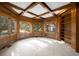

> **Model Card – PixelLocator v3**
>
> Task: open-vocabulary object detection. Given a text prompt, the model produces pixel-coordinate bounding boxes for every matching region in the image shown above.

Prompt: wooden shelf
[60,33,71,36]
[60,13,71,44]
[60,36,71,40]
[60,31,71,33]
[61,22,71,24]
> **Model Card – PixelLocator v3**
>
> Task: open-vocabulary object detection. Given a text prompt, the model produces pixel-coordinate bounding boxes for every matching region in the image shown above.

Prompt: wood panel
[43,16,59,39]
[60,12,71,44]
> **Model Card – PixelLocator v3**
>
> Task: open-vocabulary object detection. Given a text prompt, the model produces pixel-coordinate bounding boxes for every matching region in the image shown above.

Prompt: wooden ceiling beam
[39,2,57,16]
[58,8,71,16]
[0,3,18,16]
[2,2,71,19]
[38,12,49,16]
[51,3,71,12]
[19,2,38,15]
[32,17,45,19]
[27,11,39,17]
[5,2,24,10]
[40,2,52,12]
[0,4,19,19]
[27,11,45,19]
[38,2,72,17]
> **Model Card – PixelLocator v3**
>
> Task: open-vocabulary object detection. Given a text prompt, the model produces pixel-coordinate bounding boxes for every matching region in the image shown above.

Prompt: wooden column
[75,3,79,52]
[16,19,20,40]
[71,3,76,50]
[8,18,12,34]
[55,16,61,40]
[71,3,79,52]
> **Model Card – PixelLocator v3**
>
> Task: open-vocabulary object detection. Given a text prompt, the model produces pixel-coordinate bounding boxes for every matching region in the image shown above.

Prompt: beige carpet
[0,37,79,56]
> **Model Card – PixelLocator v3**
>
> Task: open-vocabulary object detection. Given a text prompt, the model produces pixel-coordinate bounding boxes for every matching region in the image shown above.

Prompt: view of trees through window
[0,16,16,35]
[33,23,42,32]
[49,24,56,32]
[20,21,32,33]
[0,16,56,36]
[45,23,56,32]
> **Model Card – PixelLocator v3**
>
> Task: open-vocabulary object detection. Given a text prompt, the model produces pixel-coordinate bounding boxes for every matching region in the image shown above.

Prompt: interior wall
[60,11,71,44]
[0,15,59,50]
[59,3,79,52]
[43,17,60,40]
[76,3,79,52]
[17,20,33,39]
[71,3,79,52]
[32,19,44,37]
[0,34,17,49]
[0,11,18,49]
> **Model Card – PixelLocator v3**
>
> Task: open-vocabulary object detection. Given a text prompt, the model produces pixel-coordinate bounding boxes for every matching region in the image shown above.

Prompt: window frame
[0,16,16,36]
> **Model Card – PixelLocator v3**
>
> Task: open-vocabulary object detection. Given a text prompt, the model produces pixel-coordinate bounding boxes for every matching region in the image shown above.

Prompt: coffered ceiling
[1,2,70,19]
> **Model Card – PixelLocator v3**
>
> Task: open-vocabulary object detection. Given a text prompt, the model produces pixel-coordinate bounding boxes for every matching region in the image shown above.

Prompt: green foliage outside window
[33,23,42,32]
[0,16,16,35]
[45,23,56,32]
[20,21,32,33]
[49,24,56,32]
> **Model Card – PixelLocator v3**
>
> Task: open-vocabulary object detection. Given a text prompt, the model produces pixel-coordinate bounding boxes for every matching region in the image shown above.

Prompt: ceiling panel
[12,7,22,14]
[10,2,32,9]
[28,4,49,15]
[22,12,35,18]
[45,2,70,10]
[41,13,53,18]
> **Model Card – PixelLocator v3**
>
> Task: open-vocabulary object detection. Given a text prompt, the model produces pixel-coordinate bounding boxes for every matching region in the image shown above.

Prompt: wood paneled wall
[0,34,17,49]
[71,3,79,52]
[59,3,79,52]
[43,17,60,40]
[60,13,71,44]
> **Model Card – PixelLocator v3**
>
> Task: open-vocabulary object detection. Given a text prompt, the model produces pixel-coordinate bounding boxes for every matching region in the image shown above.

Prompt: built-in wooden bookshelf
[60,13,71,44]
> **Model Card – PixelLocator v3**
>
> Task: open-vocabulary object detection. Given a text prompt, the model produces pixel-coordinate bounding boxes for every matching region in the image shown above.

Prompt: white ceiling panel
[41,13,53,18]
[45,2,70,10]
[28,4,49,15]
[12,7,22,14]
[22,12,35,18]
[10,2,32,9]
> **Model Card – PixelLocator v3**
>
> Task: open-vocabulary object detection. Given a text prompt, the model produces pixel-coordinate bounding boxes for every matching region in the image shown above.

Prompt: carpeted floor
[0,37,79,56]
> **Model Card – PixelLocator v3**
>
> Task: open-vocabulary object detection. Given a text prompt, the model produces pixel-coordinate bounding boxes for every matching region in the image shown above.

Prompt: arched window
[45,23,56,32]
[49,24,56,32]
[0,16,16,35]
[20,21,32,33]
[33,23,42,32]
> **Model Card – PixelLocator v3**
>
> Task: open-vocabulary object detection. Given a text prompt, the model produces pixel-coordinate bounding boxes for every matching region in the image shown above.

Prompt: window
[33,23,42,32]
[0,16,9,35]
[0,16,16,35]
[45,23,56,32]
[20,21,32,33]
[49,24,56,32]
[9,20,16,33]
